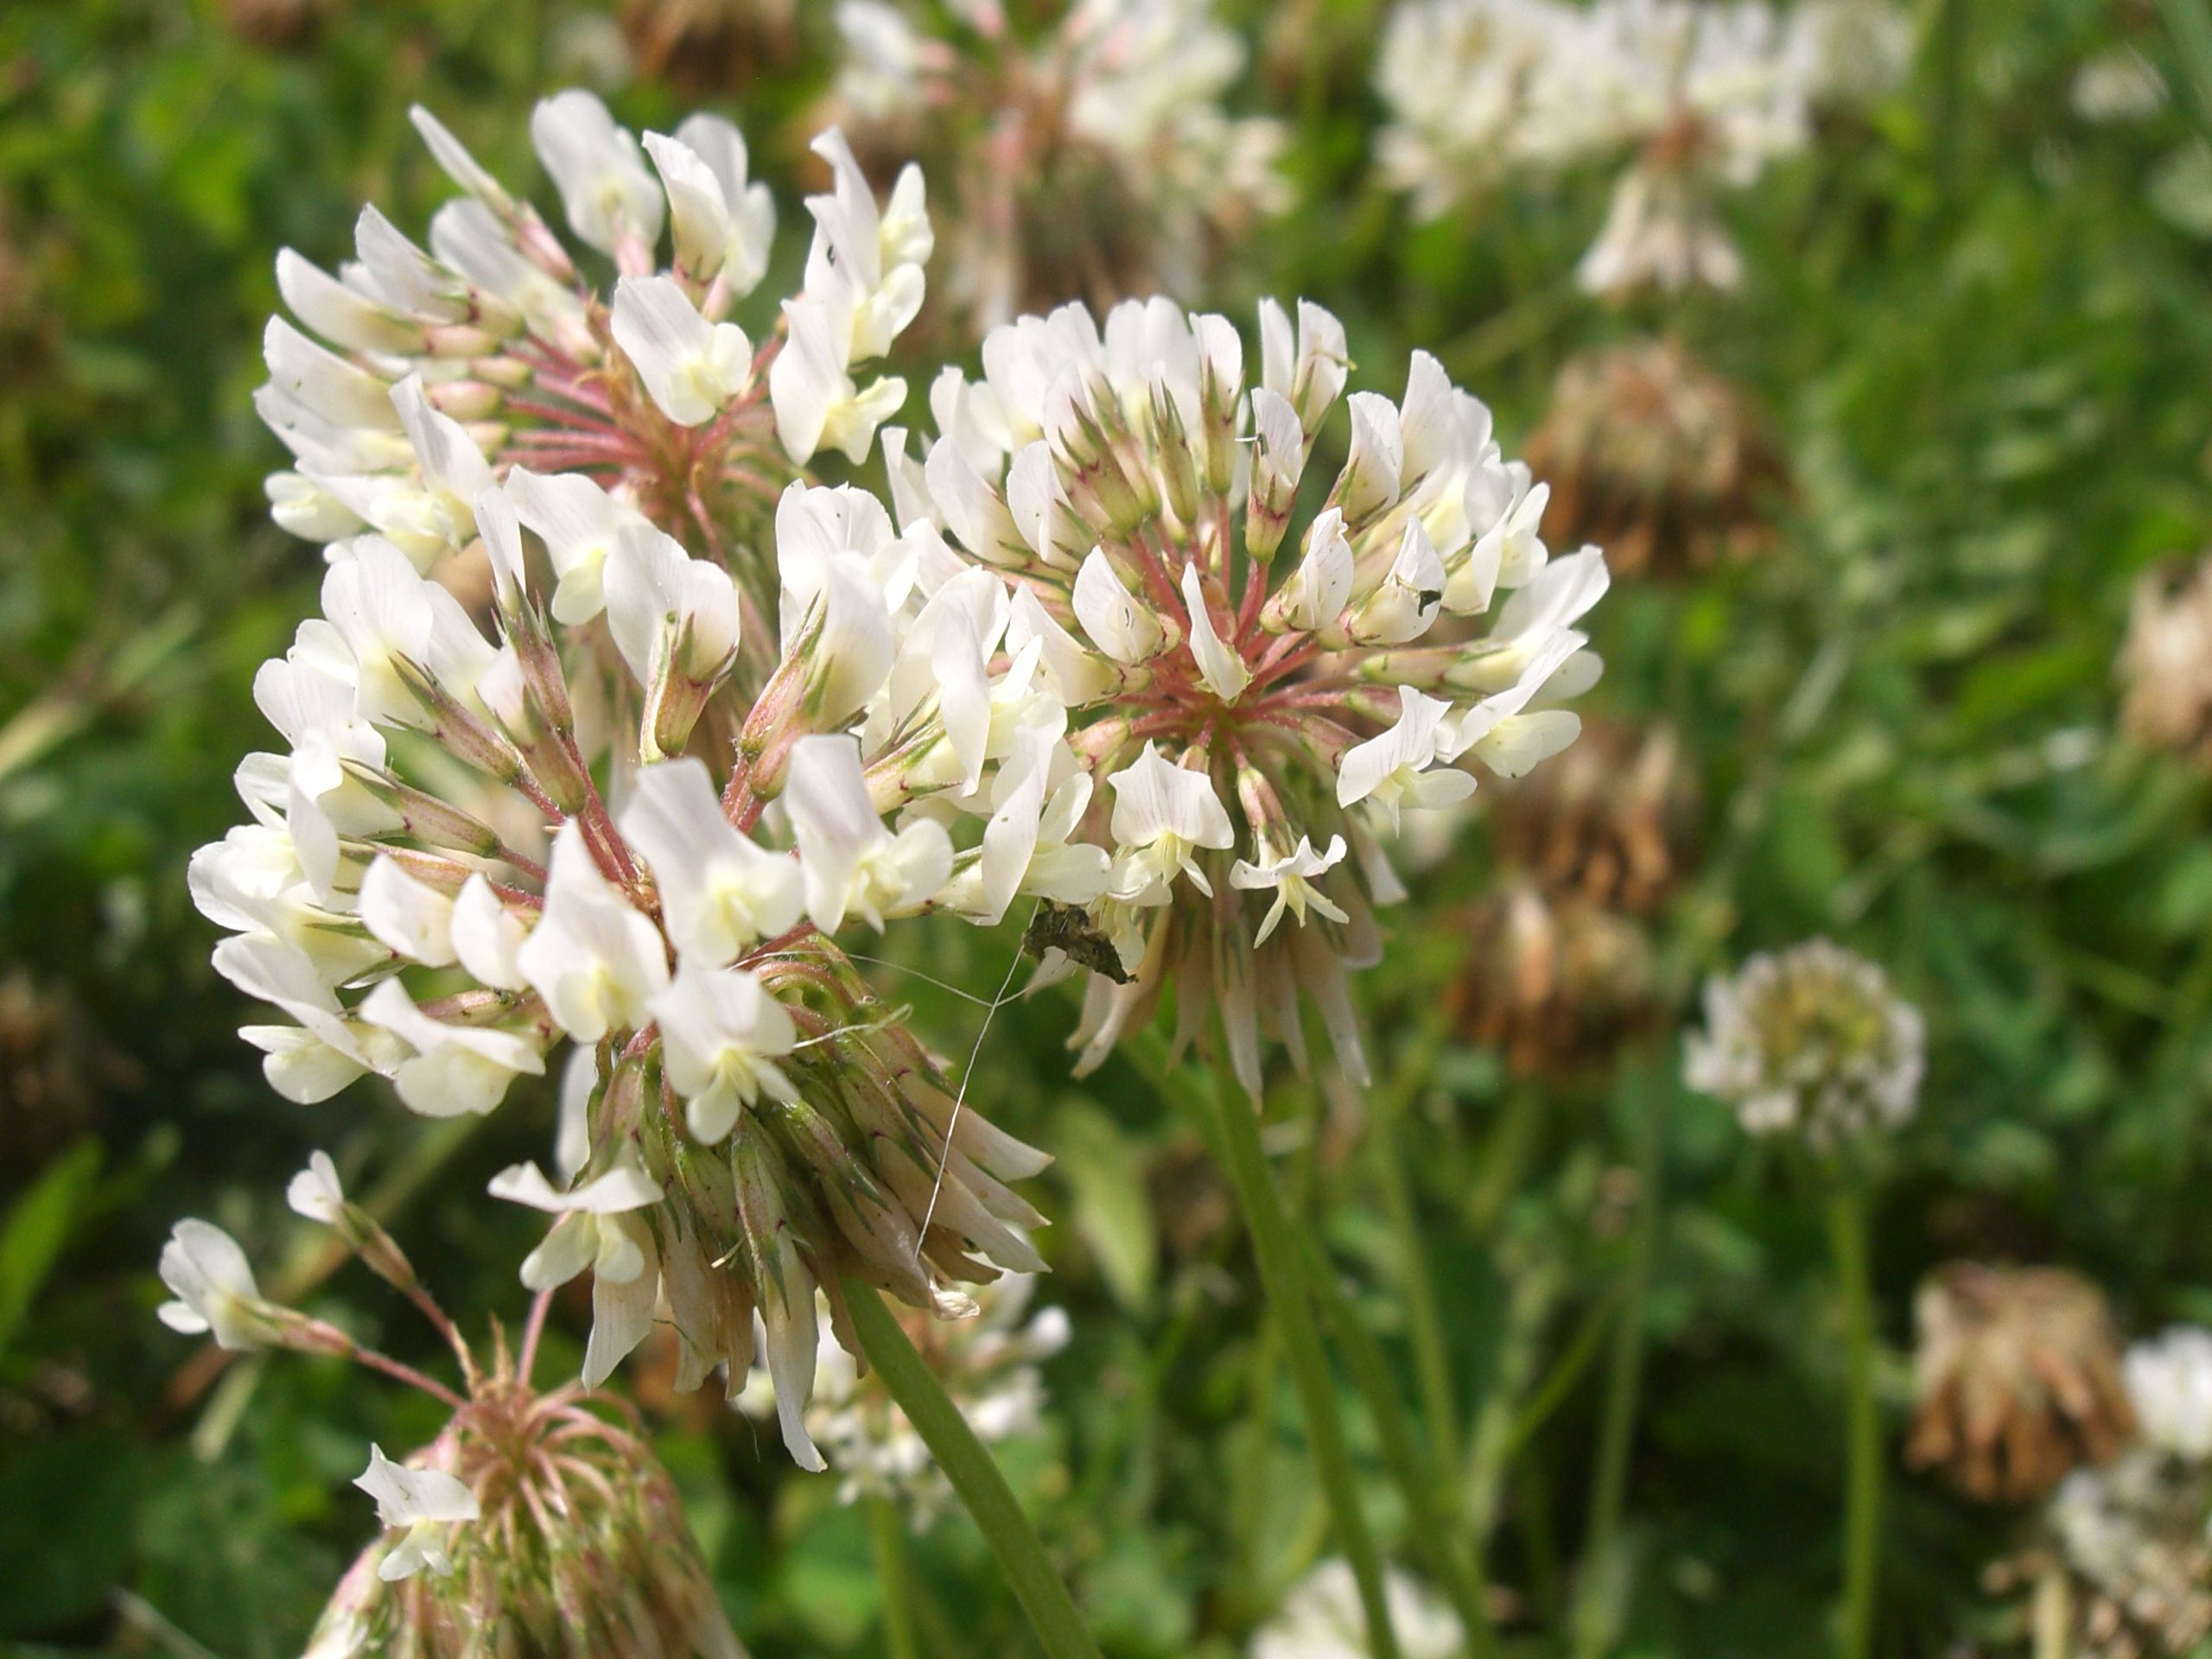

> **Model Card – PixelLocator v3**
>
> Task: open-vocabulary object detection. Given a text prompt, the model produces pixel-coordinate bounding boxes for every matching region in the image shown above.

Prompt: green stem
[1827,1179,1882,1659]
[869,1497,924,1659]
[1575,1083,1664,1659]
[1366,1031,1465,1486]
[842,1284,1101,1659]
[1300,1230,1497,1656]
[1205,1052,1403,1659]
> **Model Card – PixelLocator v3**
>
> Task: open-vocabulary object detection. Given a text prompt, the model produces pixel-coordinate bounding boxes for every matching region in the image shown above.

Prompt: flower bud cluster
[261,87,928,616]
[1683,938,1925,1147]
[1375,0,1910,296]
[888,293,1609,1094]
[829,0,1288,331]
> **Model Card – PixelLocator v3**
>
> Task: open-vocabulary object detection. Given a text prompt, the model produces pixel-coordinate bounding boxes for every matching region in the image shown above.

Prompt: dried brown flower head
[1446,881,1660,1078]
[1483,721,1697,915]
[620,0,798,96]
[1907,1262,2135,1503]
[1523,338,1787,579]
[2118,556,2212,763]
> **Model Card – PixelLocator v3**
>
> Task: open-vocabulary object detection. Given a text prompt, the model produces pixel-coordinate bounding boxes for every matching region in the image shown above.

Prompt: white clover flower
[2125,1327,2212,1464]
[1251,1558,1465,1659]
[885,294,1610,1092]
[259,87,925,627]
[156,1219,277,1351]
[355,1445,481,1582]
[825,0,1288,333]
[1376,0,1911,297]
[1683,938,1925,1147]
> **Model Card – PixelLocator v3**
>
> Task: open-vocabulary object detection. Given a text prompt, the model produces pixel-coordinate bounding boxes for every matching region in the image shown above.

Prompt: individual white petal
[359,855,457,966]
[612,275,752,428]
[1073,548,1164,664]
[488,1159,664,1214]
[530,89,664,257]
[1179,564,1249,702]
[286,1150,346,1224]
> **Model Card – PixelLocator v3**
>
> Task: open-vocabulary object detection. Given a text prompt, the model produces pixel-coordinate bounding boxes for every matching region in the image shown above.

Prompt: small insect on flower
[890,292,1609,1095]
[822,0,1290,334]
[1683,938,1925,1148]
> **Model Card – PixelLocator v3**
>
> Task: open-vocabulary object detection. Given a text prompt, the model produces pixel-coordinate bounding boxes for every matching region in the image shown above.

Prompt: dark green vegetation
[3,1,2210,1654]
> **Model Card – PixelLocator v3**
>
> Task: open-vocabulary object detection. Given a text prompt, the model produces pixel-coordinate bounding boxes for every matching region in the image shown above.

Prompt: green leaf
[0,1429,141,1636]
[1053,1100,1159,1314]
[0,1136,100,1361]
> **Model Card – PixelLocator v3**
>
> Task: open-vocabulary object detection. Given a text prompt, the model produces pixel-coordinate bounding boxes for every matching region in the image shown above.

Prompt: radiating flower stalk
[1685,938,1925,1659]
[1374,0,1911,298]
[160,1161,744,1658]
[827,0,1289,333]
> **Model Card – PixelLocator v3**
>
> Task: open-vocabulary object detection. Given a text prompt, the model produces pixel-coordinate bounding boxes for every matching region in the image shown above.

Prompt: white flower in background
[893,294,1608,1095]
[1683,938,1925,1147]
[2125,1327,2212,1463]
[1251,1558,1465,1659]
[741,1274,1070,1526]
[2042,1449,2212,1656]
[823,0,1289,332]
[156,1219,277,1351]
[257,86,925,622]
[355,1445,481,1582]
[2070,44,2168,124]
[1375,0,1912,297]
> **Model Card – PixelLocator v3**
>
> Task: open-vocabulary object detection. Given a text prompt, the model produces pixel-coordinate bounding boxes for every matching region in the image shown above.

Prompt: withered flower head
[1906,1262,2135,1503]
[2118,555,2212,764]
[1446,881,1659,1079]
[1481,720,1697,914]
[620,0,799,95]
[1522,339,1787,581]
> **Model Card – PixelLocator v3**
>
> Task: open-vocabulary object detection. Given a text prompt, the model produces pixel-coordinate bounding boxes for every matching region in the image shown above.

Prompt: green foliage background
[3,0,2211,1654]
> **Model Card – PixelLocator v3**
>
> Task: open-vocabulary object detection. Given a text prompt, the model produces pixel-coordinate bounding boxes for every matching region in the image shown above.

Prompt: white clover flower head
[1251,1557,1465,1659]
[893,293,1607,1094]
[2124,1326,2212,1465]
[1683,938,1925,1148]
[356,1444,481,1582]
[826,0,1288,332]
[1375,0,1910,298]
[156,1219,277,1351]
[259,88,928,626]
[208,429,1065,1456]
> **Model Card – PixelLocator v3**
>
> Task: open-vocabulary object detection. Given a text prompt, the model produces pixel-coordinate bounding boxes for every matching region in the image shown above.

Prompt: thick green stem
[842,1283,1101,1659]
[1206,1052,1403,1659]
[869,1497,924,1659]
[1827,1179,1882,1659]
